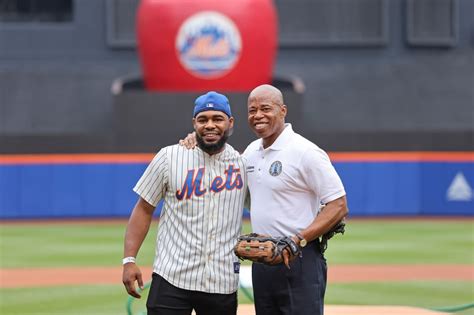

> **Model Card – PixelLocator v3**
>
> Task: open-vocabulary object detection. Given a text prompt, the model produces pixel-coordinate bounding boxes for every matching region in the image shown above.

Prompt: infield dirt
[2,264,471,315]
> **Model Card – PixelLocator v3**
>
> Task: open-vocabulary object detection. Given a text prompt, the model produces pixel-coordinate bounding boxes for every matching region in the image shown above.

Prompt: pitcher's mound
[237,304,447,315]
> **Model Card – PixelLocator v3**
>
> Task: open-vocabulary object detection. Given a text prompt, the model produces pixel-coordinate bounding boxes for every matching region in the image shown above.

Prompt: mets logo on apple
[176,11,242,79]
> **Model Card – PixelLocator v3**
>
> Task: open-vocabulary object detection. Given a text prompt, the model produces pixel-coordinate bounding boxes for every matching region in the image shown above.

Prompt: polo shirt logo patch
[269,161,282,176]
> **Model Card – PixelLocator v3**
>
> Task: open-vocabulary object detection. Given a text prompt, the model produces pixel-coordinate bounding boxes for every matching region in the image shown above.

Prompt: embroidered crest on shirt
[269,161,282,176]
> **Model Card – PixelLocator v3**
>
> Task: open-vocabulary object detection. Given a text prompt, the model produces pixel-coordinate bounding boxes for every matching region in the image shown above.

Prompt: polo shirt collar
[259,123,294,151]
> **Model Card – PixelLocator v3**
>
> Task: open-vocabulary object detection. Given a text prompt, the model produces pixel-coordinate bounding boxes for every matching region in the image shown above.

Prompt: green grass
[326,281,474,309]
[0,223,157,268]
[1,219,472,268]
[0,285,125,315]
[0,284,254,315]
[1,282,471,315]
[0,219,473,314]
[325,220,474,264]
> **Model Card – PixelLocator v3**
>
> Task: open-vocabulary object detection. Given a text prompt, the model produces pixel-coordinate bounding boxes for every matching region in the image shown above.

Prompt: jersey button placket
[202,155,211,291]
[257,152,264,183]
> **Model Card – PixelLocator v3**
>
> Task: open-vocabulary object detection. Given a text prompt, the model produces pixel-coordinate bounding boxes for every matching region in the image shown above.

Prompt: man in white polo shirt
[244,84,348,315]
[179,85,348,314]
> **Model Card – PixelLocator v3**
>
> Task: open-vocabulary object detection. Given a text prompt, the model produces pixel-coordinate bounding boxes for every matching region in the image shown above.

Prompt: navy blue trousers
[252,240,327,315]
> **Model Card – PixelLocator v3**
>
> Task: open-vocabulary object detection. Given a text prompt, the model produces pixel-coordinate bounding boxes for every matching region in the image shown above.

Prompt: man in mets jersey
[122,91,248,315]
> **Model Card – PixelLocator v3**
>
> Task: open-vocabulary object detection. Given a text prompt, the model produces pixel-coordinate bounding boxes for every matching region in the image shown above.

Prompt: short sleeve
[133,149,169,207]
[301,148,346,204]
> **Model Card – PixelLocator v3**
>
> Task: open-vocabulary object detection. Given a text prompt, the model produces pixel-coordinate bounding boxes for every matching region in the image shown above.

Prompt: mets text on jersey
[176,165,243,200]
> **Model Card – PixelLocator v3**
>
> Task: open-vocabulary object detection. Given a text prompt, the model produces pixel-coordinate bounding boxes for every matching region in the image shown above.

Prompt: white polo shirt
[243,124,346,236]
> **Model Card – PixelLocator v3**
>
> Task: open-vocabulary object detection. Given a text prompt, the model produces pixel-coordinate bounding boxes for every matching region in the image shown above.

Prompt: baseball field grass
[0,218,473,315]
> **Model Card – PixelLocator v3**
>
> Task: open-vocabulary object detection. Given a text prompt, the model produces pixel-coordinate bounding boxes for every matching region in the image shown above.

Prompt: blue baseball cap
[193,91,232,118]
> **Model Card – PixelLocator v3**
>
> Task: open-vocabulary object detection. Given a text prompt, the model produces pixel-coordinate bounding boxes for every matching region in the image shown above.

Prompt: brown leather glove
[320,219,346,253]
[234,233,301,268]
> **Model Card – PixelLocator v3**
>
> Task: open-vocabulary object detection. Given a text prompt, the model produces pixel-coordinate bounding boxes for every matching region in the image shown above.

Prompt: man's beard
[196,130,230,155]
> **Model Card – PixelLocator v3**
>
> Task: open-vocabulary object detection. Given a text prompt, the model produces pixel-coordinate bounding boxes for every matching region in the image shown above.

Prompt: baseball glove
[319,219,346,253]
[234,233,301,267]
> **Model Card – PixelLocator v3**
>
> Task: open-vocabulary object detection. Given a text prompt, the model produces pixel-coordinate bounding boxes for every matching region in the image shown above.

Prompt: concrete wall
[0,0,472,153]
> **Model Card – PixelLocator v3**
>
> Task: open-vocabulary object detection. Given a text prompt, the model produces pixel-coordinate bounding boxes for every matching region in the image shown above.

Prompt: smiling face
[247,85,287,148]
[193,110,234,155]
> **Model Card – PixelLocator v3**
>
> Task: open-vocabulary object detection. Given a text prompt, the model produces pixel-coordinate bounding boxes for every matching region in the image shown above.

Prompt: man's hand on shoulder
[179,131,197,149]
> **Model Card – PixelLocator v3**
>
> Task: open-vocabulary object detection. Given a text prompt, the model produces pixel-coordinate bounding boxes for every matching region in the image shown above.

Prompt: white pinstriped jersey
[134,143,247,294]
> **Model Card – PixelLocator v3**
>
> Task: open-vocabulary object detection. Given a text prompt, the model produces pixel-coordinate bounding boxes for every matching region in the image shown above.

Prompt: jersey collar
[259,123,294,151]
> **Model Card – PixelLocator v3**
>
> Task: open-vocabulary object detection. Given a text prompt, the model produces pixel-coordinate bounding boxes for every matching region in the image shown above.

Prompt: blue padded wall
[0,160,472,219]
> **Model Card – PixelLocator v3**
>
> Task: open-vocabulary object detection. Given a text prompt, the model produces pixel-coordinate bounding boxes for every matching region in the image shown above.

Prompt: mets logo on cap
[176,11,242,79]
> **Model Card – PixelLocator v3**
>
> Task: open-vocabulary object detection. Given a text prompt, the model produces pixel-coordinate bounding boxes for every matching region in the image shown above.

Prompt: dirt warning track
[2,264,471,315]
[1,264,472,288]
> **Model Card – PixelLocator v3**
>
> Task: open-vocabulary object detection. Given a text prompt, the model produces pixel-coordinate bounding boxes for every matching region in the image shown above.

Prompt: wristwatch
[295,233,307,248]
